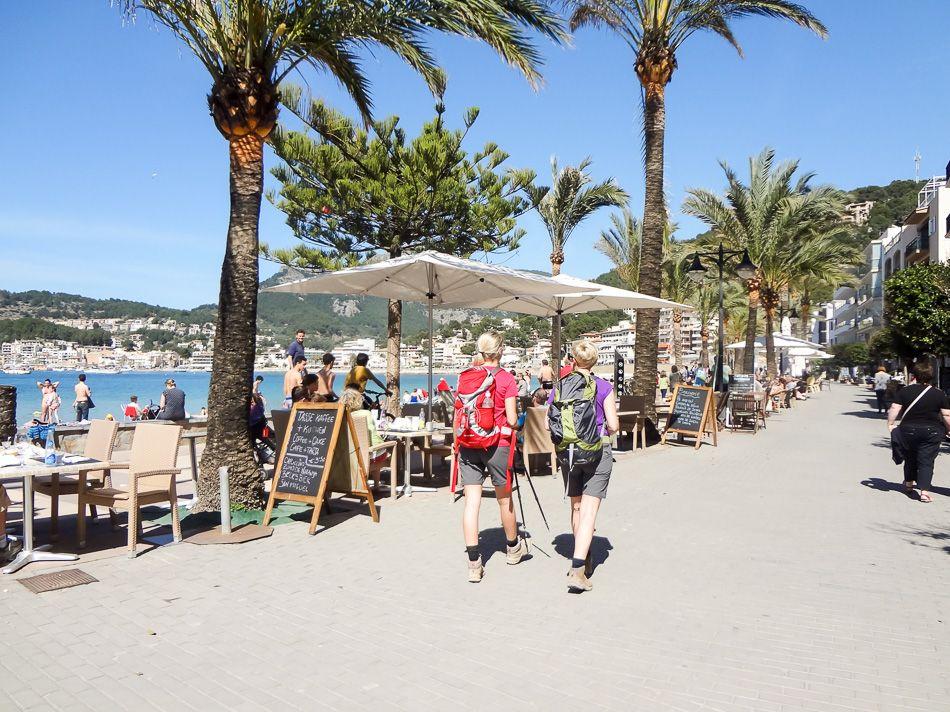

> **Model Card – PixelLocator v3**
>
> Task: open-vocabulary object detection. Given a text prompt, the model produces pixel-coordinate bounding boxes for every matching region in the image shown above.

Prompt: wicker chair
[77,423,183,558]
[350,411,398,495]
[520,406,557,476]
[33,419,118,540]
[729,395,759,433]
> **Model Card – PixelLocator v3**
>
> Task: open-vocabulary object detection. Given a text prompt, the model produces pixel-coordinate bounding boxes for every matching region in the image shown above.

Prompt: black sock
[466,546,480,562]
[506,538,518,548]
[571,557,585,569]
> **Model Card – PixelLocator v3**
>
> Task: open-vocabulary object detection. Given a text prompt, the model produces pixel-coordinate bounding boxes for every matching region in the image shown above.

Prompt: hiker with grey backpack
[547,341,619,593]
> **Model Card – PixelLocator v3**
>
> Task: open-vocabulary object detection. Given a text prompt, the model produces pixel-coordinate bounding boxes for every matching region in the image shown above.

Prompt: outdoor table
[1,454,112,574]
[376,426,451,497]
[614,410,642,450]
[180,428,206,481]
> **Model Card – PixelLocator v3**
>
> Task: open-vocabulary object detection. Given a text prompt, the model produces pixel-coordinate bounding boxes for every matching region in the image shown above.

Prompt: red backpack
[453,366,501,449]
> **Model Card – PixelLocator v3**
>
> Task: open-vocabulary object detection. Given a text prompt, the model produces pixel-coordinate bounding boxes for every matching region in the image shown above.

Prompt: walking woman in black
[887,362,950,502]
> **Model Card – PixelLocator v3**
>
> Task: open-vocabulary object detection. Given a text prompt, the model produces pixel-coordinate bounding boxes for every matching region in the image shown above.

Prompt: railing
[905,235,929,258]
[918,176,945,209]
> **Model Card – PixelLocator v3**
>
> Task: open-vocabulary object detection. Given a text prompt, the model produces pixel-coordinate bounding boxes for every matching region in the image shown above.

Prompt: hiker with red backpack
[547,340,619,593]
[453,331,527,582]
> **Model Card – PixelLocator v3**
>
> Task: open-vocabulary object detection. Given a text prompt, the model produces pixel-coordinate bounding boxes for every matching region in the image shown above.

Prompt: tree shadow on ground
[551,533,613,577]
[860,477,950,499]
[881,525,950,555]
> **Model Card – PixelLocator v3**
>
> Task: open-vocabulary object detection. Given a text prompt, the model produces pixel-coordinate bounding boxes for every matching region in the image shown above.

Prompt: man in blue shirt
[285,329,306,371]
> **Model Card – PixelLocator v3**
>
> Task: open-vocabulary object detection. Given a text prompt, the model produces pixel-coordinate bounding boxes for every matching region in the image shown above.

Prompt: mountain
[845,179,925,247]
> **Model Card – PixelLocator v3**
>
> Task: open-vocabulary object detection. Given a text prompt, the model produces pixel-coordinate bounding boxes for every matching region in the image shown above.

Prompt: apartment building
[842,200,874,226]
[883,170,950,279]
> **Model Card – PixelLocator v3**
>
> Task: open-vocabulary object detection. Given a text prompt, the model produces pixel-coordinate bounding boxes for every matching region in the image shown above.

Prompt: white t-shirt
[873,372,890,390]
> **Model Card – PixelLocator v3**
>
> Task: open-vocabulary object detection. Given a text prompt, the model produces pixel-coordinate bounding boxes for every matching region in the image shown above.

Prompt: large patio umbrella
[460,273,687,384]
[724,333,825,350]
[263,251,596,422]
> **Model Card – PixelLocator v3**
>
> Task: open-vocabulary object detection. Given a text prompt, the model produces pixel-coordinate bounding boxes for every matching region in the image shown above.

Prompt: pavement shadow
[884,525,950,555]
[551,533,613,577]
[842,411,888,420]
[479,526,533,566]
[860,477,950,499]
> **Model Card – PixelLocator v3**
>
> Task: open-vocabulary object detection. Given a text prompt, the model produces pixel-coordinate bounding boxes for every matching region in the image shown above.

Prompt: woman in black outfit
[887,362,950,503]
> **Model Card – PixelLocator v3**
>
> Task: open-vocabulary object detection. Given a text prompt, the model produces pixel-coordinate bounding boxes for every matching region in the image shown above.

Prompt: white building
[883,172,950,280]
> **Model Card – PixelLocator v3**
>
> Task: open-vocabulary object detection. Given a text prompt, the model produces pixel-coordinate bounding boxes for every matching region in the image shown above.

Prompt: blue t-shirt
[286,340,305,362]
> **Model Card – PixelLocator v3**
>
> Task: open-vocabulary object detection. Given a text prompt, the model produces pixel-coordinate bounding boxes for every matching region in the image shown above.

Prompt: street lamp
[687,244,758,393]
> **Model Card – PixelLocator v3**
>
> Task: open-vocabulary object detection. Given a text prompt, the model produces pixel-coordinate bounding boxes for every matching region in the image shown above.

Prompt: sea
[3,370,461,425]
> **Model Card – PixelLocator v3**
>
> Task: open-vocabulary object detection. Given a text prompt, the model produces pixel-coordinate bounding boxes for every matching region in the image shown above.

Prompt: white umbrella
[725,333,825,350]
[460,273,688,382]
[263,251,595,420]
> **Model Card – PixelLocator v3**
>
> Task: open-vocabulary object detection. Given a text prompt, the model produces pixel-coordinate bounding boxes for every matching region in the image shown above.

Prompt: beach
[2,370,459,425]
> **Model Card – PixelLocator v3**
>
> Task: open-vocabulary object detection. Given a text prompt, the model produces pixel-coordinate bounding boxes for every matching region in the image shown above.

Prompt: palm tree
[659,227,694,367]
[527,158,627,366]
[683,148,840,375]
[569,0,826,415]
[596,208,642,291]
[117,0,567,510]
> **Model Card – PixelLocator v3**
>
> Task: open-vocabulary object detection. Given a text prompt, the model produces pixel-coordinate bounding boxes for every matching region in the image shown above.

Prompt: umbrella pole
[427,292,434,426]
[552,308,564,386]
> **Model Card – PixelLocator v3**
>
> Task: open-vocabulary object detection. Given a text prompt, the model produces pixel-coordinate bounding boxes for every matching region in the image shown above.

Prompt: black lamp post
[687,243,757,392]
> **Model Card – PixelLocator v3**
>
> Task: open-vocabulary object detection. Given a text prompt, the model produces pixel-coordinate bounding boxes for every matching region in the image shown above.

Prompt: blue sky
[2,2,949,309]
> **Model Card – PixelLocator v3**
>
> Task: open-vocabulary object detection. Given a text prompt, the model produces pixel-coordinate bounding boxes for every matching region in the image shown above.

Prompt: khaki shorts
[0,485,10,512]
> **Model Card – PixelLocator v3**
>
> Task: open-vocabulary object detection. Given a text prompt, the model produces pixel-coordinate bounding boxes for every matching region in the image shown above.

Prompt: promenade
[2,385,949,711]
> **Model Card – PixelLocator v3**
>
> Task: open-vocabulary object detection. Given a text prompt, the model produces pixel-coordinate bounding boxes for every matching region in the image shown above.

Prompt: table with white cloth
[1,453,112,574]
[376,426,452,497]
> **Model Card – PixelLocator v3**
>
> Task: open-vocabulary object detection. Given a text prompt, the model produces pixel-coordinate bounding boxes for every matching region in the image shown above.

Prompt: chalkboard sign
[263,403,378,535]
[730,374,755,395]
[662,385,718,450]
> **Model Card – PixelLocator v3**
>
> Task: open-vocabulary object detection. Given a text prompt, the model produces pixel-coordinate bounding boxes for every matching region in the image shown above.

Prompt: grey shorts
[559,443,613,499]
[458,445,512,488]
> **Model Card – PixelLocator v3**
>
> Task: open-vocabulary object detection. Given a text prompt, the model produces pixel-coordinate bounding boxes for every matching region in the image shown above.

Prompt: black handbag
[890,386,930,465]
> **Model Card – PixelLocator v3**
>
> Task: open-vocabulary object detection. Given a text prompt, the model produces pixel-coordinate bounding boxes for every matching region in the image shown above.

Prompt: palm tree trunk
[550,256,562,377]
[386,298,402,416]
[764,309,777,378]
[632,86,666,420]
[671,309,683,367]
[742,279,760,373]
[800,297,811,341]
[196,134,264,511]
[699,326,710,368]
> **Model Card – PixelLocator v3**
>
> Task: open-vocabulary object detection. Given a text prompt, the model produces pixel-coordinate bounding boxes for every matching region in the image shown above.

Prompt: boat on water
[1,366,32,375]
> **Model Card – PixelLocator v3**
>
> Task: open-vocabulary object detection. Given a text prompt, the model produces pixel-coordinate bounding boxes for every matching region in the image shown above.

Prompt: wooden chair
[420,400,455,478]
[618,395,647,451]
[77,423,183,558]
[33,419,118,541]
[521,406,557,476]
[350,411,398,495]
[729,395,759,433]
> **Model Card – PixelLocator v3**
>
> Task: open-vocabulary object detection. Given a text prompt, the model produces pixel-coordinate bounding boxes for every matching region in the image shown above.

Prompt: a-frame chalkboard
[263,402,379,535]
[661,385,718,450]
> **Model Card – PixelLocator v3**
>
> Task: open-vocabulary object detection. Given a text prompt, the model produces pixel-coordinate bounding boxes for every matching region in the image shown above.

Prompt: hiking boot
[584,550,593,577]
[566,567,593,592]
[0,538,23,566]
[468,557,484,583]
[506,539,527,565]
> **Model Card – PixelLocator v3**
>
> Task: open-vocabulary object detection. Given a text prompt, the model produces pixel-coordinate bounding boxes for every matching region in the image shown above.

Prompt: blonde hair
[476,331,504,361]
[572,340,599,369]
[339,389,365,411]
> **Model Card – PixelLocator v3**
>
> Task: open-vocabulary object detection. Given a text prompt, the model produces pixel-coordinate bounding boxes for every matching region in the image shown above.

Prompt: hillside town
[1,307,708,374]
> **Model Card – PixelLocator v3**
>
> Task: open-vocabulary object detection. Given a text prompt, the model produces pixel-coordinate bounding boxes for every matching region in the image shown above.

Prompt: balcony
[905,235,930,265]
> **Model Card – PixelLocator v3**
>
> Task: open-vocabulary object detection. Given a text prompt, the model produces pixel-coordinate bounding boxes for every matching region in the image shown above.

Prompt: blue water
[2,370,458,426]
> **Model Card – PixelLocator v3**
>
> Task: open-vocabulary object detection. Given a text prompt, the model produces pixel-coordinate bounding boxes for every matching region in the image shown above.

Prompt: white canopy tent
[725,334,831,375]
[263,251,597,421]
[460,273,688,385]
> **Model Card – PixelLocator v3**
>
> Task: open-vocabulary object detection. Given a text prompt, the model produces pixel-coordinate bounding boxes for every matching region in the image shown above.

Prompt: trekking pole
[521,468,550,531]
[512,470,531,549]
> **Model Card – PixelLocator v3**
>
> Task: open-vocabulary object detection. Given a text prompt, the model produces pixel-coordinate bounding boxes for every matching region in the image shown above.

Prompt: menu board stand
[661,385,718,450]
[263,402,378,535]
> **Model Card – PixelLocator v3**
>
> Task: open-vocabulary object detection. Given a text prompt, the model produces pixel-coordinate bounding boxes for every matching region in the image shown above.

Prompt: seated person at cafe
[290,374,325,404]
[0,485,22,565]
[339,388,386,460]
